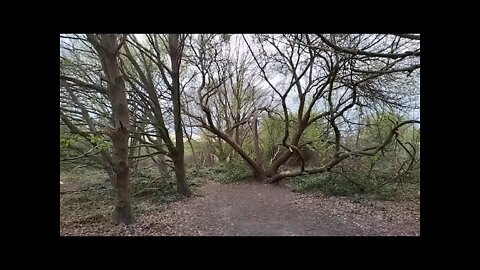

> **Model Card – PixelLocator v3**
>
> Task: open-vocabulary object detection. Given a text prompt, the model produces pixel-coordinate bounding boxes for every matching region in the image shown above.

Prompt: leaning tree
[121,34,192,196]
[186,34,420,183]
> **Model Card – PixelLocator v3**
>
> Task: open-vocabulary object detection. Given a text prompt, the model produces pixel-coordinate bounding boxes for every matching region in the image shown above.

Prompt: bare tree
[60,33,420,205]
[60,35,116,179]
[183,34,274,167]
[122,34,192,196]
[186,34,420,183]
[86,34,134,224]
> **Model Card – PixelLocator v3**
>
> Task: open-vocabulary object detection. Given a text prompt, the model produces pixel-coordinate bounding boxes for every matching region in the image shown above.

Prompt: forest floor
[60,174,420,236]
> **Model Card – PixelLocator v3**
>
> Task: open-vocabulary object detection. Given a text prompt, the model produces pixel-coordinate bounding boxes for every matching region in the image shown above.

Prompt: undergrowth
[286,170,419,201]
[60,166,207,217]
[205,159,251,184]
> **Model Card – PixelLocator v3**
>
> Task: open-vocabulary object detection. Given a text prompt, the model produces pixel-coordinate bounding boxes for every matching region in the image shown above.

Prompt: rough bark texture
[215,131,267,182]
[169,34,192,196]
[88,34,134,225]
[268,131,303,176]
[172,154,190,195]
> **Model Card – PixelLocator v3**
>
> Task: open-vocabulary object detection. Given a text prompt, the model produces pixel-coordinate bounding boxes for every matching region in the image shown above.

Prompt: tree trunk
[108,62,134,224]
[214,130,267,181]
[172,154,191,196]
[169,34,192,196]
[252,168,268,182]
[267,129,303,175]
[88,34,134,225]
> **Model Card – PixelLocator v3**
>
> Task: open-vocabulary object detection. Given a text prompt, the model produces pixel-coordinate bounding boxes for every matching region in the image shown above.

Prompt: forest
[60,34,420,236]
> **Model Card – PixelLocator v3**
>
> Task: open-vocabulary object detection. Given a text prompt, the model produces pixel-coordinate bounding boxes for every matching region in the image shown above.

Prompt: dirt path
[184,181,349,236]
[60,180,420,236]
[136,180,419,236]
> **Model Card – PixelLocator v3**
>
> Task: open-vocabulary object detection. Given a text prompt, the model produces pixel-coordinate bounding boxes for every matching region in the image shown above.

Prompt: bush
[289,173,363,197]
[130,167,186,204]
[60,167,108,186]
[61,166,202,213]
[288,166,419,201]
[207,159,251,184]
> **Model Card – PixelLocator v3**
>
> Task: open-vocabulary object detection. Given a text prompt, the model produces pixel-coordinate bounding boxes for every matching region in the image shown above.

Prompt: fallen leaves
[61,180,419,236]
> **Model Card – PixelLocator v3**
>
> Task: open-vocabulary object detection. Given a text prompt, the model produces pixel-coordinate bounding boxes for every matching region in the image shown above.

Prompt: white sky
[62,34,420,136]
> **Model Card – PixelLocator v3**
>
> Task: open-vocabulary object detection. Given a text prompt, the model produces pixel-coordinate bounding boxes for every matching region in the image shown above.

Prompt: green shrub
[289,173,364,197]
[129,168,183,203]
[288,168,418,201]
[290,174,326,192]
[206,159,251,183]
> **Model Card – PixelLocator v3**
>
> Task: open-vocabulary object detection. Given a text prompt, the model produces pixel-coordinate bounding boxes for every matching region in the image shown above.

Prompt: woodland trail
[131,180,419,236]
[172,180,354,236]
[60,180,420,236]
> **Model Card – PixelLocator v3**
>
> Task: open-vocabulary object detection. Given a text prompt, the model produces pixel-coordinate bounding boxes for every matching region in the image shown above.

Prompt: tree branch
[317,34,420,59]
